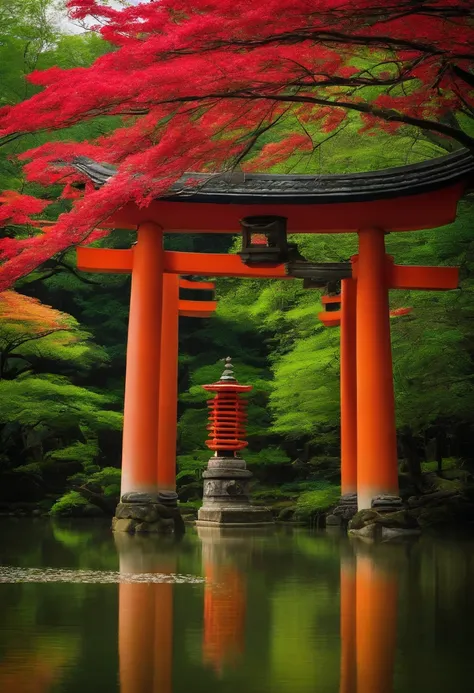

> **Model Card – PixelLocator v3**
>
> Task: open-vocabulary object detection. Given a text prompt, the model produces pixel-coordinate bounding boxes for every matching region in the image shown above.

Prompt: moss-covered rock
[373,510,419,529]
[349,509,380,530]
[348,523,379,539]
[415,505,455,528]
[277,505,296,521]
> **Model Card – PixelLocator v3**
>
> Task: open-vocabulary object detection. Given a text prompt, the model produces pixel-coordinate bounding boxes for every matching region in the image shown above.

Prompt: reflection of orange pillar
[339,558,356,693]
[355,229,398,510]
[119,558,174,693]
[121,222,164,497]
[157,273,180,492]
[119,584,156,693]
[340,278,357,496]
[203,565,246,674]
[356,555,398,693]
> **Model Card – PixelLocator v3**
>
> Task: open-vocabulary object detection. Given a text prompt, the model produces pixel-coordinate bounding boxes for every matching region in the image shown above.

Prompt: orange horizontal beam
[390,307,413,318]
[77,247,458,290]
[322,295,341,305]
[76,246,289,279]
[178,300,217,314]
[76,246,133,273]
[351,254,459,290]
[179,310,214,318]
[318,310,341,327]
[179,278,215,291]
[318,306,413,328]
[163,251,289,278]
[388,264,459,290]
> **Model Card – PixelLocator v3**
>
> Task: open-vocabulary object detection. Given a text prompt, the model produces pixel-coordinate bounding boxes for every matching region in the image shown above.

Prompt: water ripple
[0,566,205,584]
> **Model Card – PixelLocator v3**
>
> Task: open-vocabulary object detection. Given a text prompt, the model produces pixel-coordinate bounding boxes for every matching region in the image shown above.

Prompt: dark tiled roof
[70,149,474,205]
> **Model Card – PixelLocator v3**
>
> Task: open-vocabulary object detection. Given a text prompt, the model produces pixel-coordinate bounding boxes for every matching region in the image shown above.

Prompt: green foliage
[88,467,121,497]
[245,448,291,467]
[50,490,88,516]
[294,484,341,520]
[421,458,458,473]
[0,376,122,431]
[47,440,98,465]
[176,453,209,481]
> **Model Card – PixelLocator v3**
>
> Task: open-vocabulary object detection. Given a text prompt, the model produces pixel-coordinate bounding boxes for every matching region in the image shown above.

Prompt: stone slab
[197,506,273,525]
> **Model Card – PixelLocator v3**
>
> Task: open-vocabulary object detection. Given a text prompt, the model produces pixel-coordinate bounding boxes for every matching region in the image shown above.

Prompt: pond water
[1,520,474,693]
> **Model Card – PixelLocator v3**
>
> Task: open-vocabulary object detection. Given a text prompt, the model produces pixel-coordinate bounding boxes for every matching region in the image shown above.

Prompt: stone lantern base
[196,456,274,527]
[112,491,185,535]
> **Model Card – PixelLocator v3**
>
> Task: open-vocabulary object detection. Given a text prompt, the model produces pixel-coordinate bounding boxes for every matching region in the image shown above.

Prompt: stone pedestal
[326,492,359,527]
[371,494,403,513]
[112,491,185,535]
[196,456,273,527]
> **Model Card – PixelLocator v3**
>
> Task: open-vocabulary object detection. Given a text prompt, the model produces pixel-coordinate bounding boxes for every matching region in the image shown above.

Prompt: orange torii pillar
[121,223,164,500]
[353,237,458,510]
[158,275,217,494]
[321,247,458,511]
[76,240,217,510]
[319,282,358,502]
[319,290,412,519]
[116,535,175,693]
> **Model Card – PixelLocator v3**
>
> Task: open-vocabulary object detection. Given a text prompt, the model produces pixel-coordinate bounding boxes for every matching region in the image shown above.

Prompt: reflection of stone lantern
[196,358,273,527]
[238,215,289,264]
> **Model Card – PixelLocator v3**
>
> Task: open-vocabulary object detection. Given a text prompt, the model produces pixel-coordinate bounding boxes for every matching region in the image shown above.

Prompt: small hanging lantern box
[238,215,288,265]
[322,295,341,313]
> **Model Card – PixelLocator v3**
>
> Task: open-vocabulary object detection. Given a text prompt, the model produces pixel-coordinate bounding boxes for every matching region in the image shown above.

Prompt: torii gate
[74,149,474,524]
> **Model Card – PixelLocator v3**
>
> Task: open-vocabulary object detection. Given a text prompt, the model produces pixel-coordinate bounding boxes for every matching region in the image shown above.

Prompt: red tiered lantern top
[202,357,252,455]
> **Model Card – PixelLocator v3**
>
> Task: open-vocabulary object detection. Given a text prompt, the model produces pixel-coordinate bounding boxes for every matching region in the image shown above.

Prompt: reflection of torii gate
[75,150,474,517]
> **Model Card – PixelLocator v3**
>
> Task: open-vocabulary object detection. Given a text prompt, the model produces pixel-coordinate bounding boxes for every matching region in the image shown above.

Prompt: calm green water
[1,520,474,693]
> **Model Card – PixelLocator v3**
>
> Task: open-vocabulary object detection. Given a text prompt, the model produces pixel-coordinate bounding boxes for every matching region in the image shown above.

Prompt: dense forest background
[1,0,474,521]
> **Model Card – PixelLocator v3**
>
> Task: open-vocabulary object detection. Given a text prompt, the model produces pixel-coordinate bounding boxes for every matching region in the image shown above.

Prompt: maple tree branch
[167,25,474,61]
[152,90,474,150]
[0,329,71,355]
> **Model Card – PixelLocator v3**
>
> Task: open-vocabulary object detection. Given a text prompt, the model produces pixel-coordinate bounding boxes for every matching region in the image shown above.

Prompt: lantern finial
[219,356,236,382]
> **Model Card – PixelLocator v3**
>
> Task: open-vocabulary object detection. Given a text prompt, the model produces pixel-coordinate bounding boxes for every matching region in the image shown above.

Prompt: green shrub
[421,457,459,473]
[294,484,340,521]
[50,490,89,516]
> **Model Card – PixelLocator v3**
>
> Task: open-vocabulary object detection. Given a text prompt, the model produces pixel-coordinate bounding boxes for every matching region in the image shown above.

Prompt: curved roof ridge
[69,149,474,204]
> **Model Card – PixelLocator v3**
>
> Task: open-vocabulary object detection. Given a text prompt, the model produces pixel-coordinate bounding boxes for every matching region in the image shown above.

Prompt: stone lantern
[196,357,273,526]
